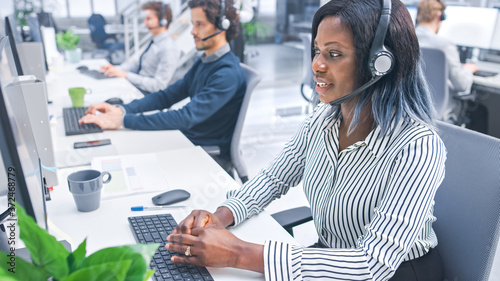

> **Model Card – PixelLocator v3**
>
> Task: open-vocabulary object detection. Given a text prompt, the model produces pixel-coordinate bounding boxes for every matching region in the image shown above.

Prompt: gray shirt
[119,31,180,93]
[416,25,473,95]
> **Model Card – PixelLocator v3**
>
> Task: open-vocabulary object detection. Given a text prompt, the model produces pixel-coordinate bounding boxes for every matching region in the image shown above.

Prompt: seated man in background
[416,0,478,121]
[100,2,180,94]
[80,0,246,174]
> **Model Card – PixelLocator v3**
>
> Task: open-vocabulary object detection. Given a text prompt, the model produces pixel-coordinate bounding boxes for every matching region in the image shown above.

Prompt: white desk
[45,59,195,168]
[48,146,298,281]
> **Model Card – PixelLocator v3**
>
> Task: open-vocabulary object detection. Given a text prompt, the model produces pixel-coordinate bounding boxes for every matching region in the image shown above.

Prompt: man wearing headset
[416,0,478,121]
[100,2,180,94]
[80,0,246,174]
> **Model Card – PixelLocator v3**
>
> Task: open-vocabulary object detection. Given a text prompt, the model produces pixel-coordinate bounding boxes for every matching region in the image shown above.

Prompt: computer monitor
[4,16,24,75]
[490,9,500,51]
[406,5,418,26]
[438,6,498,49]
[0,36,48,230]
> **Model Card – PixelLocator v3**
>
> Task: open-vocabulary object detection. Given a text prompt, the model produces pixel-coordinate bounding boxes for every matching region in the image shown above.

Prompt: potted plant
[56,29,82,64]
[0,204,158,281]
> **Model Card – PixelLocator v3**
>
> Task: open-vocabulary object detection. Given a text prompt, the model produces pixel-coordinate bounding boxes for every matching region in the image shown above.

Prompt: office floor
[239,43,318,246]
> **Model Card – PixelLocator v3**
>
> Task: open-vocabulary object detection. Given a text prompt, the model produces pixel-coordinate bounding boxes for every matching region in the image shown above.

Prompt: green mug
[68,87,92,107]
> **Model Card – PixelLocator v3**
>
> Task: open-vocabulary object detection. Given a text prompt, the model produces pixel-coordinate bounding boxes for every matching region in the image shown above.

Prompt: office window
[68,0,92,18]
[116,0,136,14]
[43,0,68,18]
[93,0,116,17]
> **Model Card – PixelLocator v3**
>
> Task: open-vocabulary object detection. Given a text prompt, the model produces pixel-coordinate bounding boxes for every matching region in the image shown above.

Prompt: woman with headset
[166,0,445,280]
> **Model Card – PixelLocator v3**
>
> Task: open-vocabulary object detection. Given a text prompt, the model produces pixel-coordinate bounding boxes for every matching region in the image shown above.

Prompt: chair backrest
[434,121,500,280]
[231,63,261,183]
[421,47,449,120]
[87,14,108,48]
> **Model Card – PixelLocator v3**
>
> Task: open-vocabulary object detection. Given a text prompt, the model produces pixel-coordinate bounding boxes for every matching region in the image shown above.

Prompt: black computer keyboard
[474,70,498,77]
[62,107,103,136]
[128,214,214,281]
[80,69,113,80]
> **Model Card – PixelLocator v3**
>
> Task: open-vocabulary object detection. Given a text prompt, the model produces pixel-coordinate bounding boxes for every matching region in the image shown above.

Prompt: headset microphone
[328,0,394,106]
[201,30,223,41]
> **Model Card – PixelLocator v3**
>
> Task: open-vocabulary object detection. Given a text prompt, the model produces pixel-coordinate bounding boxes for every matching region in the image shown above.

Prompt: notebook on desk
[91,153,170,199]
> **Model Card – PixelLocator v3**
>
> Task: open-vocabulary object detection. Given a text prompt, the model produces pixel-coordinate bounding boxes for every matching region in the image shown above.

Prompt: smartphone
[73,139,111,149]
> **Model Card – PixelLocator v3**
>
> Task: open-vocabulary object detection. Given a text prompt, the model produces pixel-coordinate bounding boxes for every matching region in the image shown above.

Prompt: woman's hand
[172,208,234,235]
[166,227,264,272]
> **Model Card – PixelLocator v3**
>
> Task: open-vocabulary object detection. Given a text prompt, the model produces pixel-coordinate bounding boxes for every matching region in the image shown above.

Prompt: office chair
[299,33,316,103]
[433,121,500,281]
[87,14,124,64]
[271,121,500,280]
[420,47,449,120]
[203,63,261,183]
[420,47,474,125]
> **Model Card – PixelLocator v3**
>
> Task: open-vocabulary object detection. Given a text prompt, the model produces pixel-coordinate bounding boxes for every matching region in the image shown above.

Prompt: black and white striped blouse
[221,104,446,281]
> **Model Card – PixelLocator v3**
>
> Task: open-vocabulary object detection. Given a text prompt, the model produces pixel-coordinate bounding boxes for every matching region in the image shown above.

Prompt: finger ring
[185,246,192,257]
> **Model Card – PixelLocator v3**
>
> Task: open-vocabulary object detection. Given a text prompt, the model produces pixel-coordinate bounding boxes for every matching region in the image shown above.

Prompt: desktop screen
[0,36,48,230]
[406,5,418,26]
[4,16,24,75]
[490,9,500,51]
[438,6,498,49]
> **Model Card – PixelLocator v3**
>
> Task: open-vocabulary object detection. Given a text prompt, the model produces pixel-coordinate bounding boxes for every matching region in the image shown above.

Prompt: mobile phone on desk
[74,139,111,149]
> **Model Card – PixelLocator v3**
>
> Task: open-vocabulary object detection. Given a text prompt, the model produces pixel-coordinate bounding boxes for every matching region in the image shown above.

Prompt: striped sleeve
[263,132,446,281]
[220,113,313,226]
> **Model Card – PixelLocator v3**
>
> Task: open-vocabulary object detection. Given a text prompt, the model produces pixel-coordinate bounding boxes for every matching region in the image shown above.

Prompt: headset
[149,2,168,29]
[159,2,168,27]
[329,0,394,106]
[201,0,231,41]
[437,0,446,21]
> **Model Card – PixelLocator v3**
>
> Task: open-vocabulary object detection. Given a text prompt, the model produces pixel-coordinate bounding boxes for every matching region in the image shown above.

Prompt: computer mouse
[105,97,124,105]
[76,65,88,71]
[152,189,191,206]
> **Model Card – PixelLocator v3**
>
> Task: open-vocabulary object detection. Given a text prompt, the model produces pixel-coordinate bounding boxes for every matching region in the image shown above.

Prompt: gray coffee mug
[67,169,111,212]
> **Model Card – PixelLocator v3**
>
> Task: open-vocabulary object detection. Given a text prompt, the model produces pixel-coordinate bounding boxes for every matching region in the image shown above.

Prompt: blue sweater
[122,51,246,156]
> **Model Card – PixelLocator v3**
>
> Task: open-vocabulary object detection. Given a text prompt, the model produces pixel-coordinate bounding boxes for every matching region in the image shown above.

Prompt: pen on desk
[131,206,187,211]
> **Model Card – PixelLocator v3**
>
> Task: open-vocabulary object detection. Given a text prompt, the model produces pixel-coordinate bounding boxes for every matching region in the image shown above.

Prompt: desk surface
[45,59,194,168]
[48,146,298,281]
[473,60,500,94]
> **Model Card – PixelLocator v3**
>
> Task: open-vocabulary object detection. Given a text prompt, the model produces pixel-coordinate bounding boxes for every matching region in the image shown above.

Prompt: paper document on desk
[91,153,169,199]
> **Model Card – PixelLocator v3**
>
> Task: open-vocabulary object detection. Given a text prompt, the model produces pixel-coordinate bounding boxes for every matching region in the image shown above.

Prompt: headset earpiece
[217,0,230,31]
[159,2,168,27]
[368,0,394,77]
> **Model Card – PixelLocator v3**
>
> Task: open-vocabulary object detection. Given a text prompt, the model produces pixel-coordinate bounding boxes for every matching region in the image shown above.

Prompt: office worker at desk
[80,0,245,170]
[100,2,180,94]
[166,0,446,280]
[415,0,478,119]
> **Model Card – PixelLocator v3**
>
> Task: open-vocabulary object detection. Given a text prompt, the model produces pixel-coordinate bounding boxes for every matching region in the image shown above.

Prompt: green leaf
[15,203,70,280]
[56,29,80,50]
[143,269,155,281]
[61,260,132,281]
[67,238,87,272]
[0,253,44,281]
[0,266,21,281]
[83,243,159,281]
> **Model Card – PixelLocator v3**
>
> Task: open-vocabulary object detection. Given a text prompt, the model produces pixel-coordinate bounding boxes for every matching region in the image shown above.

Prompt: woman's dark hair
[141,1,173,29]
[188,0,239,42]
[312,0,435,134]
